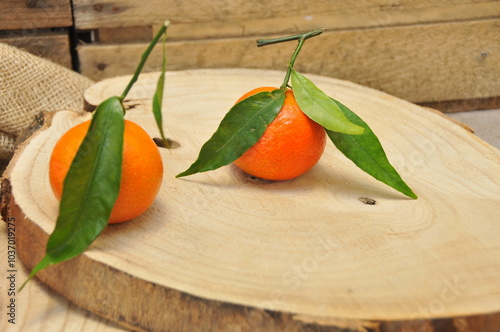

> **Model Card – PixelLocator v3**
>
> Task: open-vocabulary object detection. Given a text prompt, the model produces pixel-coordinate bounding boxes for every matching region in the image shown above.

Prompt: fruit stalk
[120,20,171,100]
[257,28,325,90]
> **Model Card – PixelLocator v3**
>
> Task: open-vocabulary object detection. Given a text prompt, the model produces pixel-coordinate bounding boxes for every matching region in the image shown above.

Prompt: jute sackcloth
[0,43,94,162]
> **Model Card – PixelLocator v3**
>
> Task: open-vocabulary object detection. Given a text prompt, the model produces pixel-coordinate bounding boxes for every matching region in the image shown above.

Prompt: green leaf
[153,71,166,138]
[291,70,364,135]
[152,32,169,146]
[326,98,417,199]
[177,89,286,177]
[20,96,125,291]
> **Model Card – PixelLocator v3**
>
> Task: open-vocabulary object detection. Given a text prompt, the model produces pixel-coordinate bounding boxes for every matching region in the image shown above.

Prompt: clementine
[49,119,163,224]
[233,87,326,180]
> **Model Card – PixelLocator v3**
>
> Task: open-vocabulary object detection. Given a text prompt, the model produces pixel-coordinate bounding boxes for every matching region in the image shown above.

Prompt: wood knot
[93,3,104,12]
[25,0,37,8]
[153,137,180,149]
[96,63,107,71]
[359,197,376,205]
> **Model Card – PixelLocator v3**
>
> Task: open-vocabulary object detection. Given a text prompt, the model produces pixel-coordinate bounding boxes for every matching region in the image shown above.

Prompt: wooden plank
[97,26,153,43]
[420,96,500,113]
[73,0,500,36]
[0,0,72,30]
[78,19,500,108]
[0,31,72,69]
[163,0,500,42]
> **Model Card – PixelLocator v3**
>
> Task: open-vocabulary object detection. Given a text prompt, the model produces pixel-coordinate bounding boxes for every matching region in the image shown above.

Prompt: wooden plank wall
[73,0,500,112]
[1,1,499,111]
[0,0,73,68]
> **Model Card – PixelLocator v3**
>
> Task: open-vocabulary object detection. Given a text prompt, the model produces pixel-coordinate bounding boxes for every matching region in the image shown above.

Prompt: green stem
[256,28,324,90]
[280,38,306,90]
[120,20,170,100]
[159,32,171,149]
[256,28,324,47]
[161,32,167,82]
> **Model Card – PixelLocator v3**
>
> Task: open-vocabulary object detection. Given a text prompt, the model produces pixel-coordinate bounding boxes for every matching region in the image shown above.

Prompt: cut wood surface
[78,19,500,108]
[2,69,500,331]
[0,222,126,332]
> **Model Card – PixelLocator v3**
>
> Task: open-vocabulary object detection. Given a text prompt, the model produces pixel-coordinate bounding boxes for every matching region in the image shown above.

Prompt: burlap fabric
[0,43,94,161]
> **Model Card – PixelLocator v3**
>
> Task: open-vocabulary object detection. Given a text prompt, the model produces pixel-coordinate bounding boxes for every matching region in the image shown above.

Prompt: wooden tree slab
[2,69,500,331]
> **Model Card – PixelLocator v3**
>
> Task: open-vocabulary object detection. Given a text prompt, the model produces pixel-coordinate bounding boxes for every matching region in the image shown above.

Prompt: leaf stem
[120,20,170,101]
[256,28,325,90]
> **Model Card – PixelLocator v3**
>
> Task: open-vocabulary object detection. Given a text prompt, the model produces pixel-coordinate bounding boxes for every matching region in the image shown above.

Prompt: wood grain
[0,222,127,332]
[3,69,500,331]
[72,0,500,34]
[0,32,72,69]
[420,96,500,114]
[97,26,153,44]
[0,0,72,30]
[78,19,500,108]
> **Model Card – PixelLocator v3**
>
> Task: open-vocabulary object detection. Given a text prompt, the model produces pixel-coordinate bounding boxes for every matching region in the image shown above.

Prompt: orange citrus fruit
[49,119,163,224]
[233,87,326,180]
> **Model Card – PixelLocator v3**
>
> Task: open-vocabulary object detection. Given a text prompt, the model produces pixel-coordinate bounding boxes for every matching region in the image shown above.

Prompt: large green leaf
[326,98,417,199]
[20,96,125,290]
[291,70,364,135]
[177,89,286,177]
